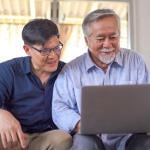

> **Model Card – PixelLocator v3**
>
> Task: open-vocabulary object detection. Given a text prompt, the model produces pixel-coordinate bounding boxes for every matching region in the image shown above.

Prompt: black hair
[22,18,59,45]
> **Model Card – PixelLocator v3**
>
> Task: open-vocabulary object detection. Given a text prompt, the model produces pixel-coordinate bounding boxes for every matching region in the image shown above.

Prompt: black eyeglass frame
[30,42,63,56]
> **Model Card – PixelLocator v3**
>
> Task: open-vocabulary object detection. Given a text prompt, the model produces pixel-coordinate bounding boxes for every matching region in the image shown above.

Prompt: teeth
[100,48,114,52]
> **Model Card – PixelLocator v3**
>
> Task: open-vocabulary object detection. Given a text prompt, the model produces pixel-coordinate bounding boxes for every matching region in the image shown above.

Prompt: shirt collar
[22,56,32,74]
[50,61,65,79]
[114,49,123,67]
[85,52,96,72]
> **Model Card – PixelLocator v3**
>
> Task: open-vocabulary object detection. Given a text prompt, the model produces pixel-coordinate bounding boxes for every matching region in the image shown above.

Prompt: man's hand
[0,109,29,149]
[74,121,81,133]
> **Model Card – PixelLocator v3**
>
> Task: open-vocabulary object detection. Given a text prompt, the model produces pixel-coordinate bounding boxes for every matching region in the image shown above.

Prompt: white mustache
[100,48,114,52]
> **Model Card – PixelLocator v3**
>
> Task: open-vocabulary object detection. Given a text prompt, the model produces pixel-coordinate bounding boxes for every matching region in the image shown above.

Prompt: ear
[23,44,31,56]
[84,36,89,46]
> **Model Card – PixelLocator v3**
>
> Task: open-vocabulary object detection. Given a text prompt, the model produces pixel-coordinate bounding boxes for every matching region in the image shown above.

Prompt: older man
[52,9,150,150]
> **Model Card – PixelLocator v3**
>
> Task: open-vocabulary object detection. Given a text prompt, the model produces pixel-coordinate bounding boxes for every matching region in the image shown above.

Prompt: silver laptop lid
[80,84,150,134]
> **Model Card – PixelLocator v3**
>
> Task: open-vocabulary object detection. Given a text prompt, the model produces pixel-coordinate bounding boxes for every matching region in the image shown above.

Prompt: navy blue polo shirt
[0,56,65,133]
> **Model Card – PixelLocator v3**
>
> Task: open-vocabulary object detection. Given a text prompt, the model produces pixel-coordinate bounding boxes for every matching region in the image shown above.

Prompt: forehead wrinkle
[95,32,118,37]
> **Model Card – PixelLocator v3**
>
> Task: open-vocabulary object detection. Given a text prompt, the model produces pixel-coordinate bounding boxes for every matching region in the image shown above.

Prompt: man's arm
[0,63,28,149]
[0,109,29,149]
[136,54,150,83]
[74,121,81,133]
[52,68,81,133]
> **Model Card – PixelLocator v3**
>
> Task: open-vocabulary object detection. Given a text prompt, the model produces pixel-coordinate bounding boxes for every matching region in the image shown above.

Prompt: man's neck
[98,62,109,73]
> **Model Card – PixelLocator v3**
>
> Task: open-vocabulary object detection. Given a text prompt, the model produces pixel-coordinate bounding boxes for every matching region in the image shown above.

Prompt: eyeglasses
[30,42,63,56]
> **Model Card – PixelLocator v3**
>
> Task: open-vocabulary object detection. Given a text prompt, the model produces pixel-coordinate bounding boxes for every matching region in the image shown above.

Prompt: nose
[47,50,56,58]
[102,37,112,48]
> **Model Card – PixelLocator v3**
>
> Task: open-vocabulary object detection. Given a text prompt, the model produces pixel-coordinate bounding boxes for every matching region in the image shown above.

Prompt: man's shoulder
[120,48,143,60]
[59,53,87,76]
[118,48,146,68]
[0,56,30,73]
[121,48,140,55]
[0,56,29,65]
[65,53,87,68]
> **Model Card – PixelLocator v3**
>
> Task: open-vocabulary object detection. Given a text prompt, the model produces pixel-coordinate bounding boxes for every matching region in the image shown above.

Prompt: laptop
[80,84,150,134]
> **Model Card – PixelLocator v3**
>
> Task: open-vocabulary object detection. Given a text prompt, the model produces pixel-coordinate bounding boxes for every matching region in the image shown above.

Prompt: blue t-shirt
[0,56,65,133]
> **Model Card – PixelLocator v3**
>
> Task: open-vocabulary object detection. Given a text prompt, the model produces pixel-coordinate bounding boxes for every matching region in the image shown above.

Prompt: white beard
[98,48,116,64]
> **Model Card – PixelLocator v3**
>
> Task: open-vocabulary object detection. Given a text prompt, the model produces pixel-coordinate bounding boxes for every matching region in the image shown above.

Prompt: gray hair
[82,9,120,37]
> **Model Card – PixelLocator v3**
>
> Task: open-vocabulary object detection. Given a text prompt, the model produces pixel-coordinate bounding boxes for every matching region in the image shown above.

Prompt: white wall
[130,0,150,67]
